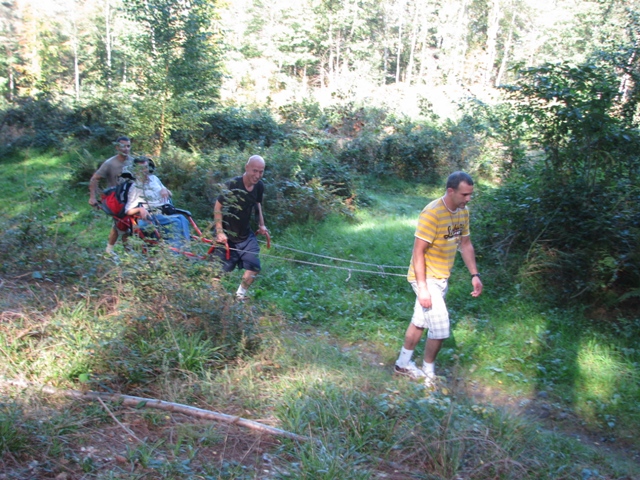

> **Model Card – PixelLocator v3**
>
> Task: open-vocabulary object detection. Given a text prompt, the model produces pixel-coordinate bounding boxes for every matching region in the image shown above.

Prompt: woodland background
[1,0,638,305]
[0,0,639,478]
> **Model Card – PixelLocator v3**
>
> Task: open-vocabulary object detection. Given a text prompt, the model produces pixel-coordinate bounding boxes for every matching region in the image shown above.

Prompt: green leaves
[123,0,222,152]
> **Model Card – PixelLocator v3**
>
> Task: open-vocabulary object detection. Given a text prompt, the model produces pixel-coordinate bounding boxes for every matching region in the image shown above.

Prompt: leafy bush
[257,146,356,229]
[163,148,247,220]
[65,148,107,189]
[0,97,69,148]
[337,132,381,174]
[475,58,640,306]
[197,107,285,149]
[0,96,130,151]
[338,124,442,181]
[153,146,201,192]
[474,169,640,305]
[277,98,323,128]
[379,127,440,179]
[320,102,388,138]
[157,144,355,230]
[87,253,259,386]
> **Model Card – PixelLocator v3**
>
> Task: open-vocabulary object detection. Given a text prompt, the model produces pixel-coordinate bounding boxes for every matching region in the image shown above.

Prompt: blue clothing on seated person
[137,213,190,249]
[124,171,190,249]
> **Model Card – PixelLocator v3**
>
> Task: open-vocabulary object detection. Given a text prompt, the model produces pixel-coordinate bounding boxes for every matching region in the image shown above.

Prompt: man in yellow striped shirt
[394,171,483,387]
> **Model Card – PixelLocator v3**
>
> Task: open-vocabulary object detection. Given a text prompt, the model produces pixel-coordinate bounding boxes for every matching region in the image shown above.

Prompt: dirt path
[343,340,640,467]
[462,379,640,465]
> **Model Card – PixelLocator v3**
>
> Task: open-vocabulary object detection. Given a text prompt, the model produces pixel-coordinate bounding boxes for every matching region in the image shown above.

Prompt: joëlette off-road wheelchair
[99,171,229,261]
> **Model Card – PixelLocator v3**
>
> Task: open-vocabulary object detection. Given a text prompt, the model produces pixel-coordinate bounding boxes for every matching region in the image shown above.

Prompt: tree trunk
[483,0,501,86]
[395,0,407,83]
[406,1,420,85]
[104,0,112,89]
[495,9,516,87]
[417,3,433,85]
[8,65,13,100]
[336,30,341,82]
[452,0,470,83]
[328,17,334,86]
[72,16,80,101]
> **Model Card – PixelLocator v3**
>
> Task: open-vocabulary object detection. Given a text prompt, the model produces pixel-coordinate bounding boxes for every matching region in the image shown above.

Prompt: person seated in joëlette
[124,157,190,249]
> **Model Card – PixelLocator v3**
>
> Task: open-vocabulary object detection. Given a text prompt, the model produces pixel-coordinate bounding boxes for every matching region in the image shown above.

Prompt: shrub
[198,107,285,149]
[167,148,248,220]
[481,59,640,306]
[338,124,442,181]
[473,169,640,305]
[379,128,440,180]
[162,144,356,231]
[338,132,383,175]
[65,148,106,189]
[277,98,323,128]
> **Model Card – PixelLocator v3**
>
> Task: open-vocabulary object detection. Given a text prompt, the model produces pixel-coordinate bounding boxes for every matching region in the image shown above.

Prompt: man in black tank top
[214,155,268,300]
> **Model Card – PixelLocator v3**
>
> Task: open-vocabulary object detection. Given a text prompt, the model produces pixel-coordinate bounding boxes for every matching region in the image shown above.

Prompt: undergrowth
[0,150,638,478]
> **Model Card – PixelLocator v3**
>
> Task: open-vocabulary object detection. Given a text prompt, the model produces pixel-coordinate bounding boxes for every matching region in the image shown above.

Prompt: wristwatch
[471,273,481,279]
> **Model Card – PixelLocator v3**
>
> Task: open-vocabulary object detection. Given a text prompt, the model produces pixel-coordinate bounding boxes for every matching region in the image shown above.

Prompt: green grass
[1,149,639,478]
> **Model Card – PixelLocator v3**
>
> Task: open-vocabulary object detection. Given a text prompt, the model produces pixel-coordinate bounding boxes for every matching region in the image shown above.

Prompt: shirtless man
[89,136,134,254]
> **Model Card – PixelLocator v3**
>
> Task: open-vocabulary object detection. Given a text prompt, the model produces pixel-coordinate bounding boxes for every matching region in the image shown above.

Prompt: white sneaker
[424,372,437,389]
[394,361,427,379]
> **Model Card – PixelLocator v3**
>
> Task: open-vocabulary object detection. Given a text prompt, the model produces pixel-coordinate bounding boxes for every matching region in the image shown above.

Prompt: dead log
[2,378,309,443]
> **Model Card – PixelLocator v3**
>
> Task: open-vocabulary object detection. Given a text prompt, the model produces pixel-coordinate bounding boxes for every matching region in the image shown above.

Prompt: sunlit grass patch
[571,337,640,435]
[449,303,549,389]
[576,339,621,396]
[2,301,123,384]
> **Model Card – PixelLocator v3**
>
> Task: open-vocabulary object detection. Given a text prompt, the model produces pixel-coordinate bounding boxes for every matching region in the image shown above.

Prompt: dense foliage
[473,56,640,306]
[1,2,640,478]
[1,0,639,306]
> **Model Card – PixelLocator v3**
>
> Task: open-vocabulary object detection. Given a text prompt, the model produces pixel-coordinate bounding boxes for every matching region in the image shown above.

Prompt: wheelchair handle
[206,241,230,260]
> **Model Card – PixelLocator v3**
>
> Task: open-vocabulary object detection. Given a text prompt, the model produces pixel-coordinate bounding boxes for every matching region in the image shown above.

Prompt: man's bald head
[246,155,265,167]
[244,155,266,186]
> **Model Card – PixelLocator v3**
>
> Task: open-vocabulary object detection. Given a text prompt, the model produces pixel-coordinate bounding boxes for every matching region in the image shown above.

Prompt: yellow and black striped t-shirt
[407,197,470,281]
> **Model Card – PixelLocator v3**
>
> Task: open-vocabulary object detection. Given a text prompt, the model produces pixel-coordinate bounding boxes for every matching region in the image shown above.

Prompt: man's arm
[460,235,483,297]
[413,237,432,308]
[126,205,150,220]
[124,185,150,219]
[155,176,172,202]
[214,200,227,244]
[255,202,267,234]
[89,172,102,206]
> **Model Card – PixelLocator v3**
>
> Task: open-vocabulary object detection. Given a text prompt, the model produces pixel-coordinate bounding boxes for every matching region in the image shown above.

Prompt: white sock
[236,284,247,297]
[396,348,413,367]
[422,361,435,375]
[105,243,115,253]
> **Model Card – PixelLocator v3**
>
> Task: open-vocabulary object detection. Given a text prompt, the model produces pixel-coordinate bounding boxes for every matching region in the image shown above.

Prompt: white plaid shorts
[410,279,450,339]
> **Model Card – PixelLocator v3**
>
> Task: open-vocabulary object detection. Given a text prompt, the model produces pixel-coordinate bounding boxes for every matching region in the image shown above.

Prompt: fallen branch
[2,378,309,443]
[2,378,422,476]
[96,396,144,444]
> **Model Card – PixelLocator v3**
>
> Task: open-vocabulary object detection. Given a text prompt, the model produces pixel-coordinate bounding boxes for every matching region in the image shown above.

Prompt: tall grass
[0,150,638,478]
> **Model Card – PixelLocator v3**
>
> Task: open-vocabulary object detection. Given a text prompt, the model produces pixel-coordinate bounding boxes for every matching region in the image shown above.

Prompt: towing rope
[223,241,408,279]
[257,240,407,270]
[126,213,408,278]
